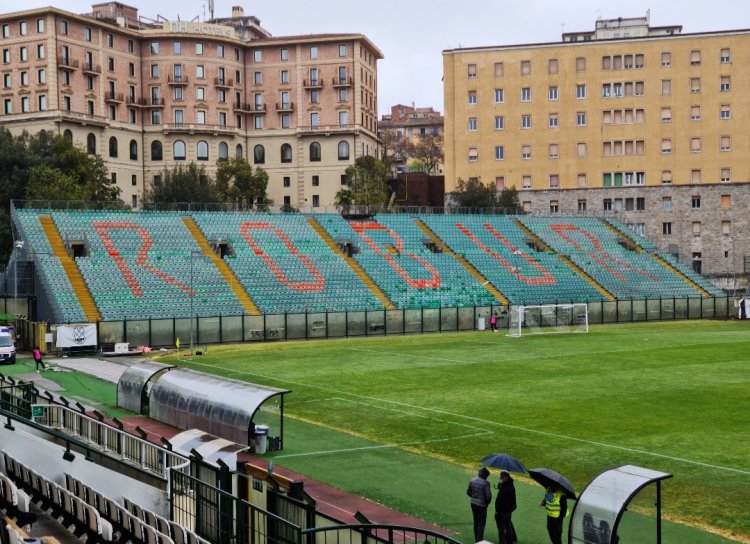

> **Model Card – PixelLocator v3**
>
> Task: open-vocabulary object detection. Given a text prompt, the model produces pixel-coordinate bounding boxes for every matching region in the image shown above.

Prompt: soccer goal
[507,303,589,337]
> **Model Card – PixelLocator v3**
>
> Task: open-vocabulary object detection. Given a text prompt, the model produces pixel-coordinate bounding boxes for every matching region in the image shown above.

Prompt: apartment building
[379,103,444,174]
[0,3,382,210]
[443,15,749,279]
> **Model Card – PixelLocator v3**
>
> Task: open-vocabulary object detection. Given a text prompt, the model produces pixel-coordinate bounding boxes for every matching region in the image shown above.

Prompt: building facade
[0,3,382,210]
[379,103,444,175]
[443,15,748,279]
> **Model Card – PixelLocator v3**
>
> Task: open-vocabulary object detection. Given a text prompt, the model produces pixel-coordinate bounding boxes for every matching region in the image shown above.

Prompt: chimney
[232,6,244,17]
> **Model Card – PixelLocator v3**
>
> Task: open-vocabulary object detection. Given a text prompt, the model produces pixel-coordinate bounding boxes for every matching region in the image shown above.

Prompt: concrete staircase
[182,217,262,315]
[307,217,396,310]
[39,216,102,322]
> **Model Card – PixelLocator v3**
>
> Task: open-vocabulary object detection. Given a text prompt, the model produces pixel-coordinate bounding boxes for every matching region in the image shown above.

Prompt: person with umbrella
[541,483,568,544]
[466,467,492,542]
[494,471,517,544]
[527,468,576,544]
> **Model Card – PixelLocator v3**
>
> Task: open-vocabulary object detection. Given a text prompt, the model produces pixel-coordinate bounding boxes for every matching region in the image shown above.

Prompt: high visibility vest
[545,489,563,518]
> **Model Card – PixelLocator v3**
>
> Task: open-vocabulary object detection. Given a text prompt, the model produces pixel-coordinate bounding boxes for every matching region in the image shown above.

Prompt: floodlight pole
[189,250,202,356]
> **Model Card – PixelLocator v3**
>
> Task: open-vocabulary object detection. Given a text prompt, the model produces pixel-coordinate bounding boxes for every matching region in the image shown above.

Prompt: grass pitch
[156,319,750,542]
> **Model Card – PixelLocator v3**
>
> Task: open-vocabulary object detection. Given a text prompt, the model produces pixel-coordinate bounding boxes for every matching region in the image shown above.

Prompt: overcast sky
[20,0,750,115]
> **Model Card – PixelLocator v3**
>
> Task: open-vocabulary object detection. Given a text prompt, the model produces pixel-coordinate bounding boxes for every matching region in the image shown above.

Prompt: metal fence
[301,525,463,544]
[32,403,190,484]
[91,297,733,348]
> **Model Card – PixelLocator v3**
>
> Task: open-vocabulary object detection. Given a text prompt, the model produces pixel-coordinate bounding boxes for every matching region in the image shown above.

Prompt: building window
[577,199,587,212]
[108,137,118,157]
[548,86,558,100]
[691,195,701,210]
[521,145,531,160]
[720,135,731,151]
[60,20,68,35]
[37,44,44,59]
[235,144,242,158]
[663,223,672,235]
[722,221,731,235]
[661,107,672,122]
[310,142,321,161]
[575,84,586,99]
[720,76,731,92]
[494,116,504,130]
[151,140,163,161]
[128,139,137,160]
[253,145,265,164]
[495,177,505,191]
[661,171,672,185]
[548,58,558,74]
[521,115,531,129]
[1,24,8,38]
[196,141,208,161]
[333,140,349,161]
[691,169,701,183]
[468,147,478,162]
[576,142,586,157]
[662,197,672,211]
[281,143,292,163]
[690,50,701,65]
[494,89,504,103]
[253,50,262,63]
[494,146,504,160]
[468,91,476,104]
[661,80,671,95]
[603,199,612,211]
[217,45,224,58]
[310,46,318,59]
[548,113,558,128]
[38,95,46,111]
[720,104,730,119]
[721,169,731,183]
[690,137,701,153]
[86,133,96,154]
[690,77,701,93]
[549,143,560,158]
[521,87,531,101]
[521,176,532,189]
[310,112,319,127]
[173,140,186,160]
[575,111,586,126]
[128,39,134,53]
[549,200,559,213]
[254,116,264,129]
[577,174,587,187]
[661,139,672,154]
[218,142,228,160]
[283,176,291,188]
[520,60,531,75]
[312,175,320,187]
[84,27,92,41]
[721,194,731,208]
[468,117,477,131]
[467,64,477,78]
[691,105,701,120]
[19,47,27,62]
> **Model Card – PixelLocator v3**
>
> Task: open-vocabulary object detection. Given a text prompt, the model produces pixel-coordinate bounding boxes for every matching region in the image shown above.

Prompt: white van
[0,327,16,364]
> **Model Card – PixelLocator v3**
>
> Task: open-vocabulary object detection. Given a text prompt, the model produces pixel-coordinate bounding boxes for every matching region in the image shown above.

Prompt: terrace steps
[650,253,711,298]
[39,215,102,322]
[307,217,396,310]
[182,216,262,315]
[414,219,509,305]
[602,220,644,253]
[558,255,616,302]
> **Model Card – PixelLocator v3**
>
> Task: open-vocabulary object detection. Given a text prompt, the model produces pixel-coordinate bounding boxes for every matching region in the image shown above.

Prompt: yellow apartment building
[443,15,749,281]
[0,2,381,210]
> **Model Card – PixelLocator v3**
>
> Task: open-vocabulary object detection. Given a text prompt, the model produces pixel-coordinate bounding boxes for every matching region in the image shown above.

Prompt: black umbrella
[527,468,577,500]
[480,453,527,473]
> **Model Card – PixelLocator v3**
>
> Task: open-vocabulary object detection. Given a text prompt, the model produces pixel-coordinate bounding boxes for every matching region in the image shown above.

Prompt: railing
[297,123,356,135]
[58,111,109,126]
[57,58,79,69]
[276,101,294,112]
[126,96,146,106]
[162,123,235,134]
[214,77,233,87]
[167,75,189,84]
[33,404,190,484]
[302,524,462,544]
[303,79,323,88]
[82,63,101,74]
[145,97,165,107]
[332,77,353,87]
[105,92,124,103]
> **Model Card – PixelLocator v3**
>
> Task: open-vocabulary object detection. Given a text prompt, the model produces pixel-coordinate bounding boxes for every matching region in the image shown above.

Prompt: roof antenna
[208,0,214,20]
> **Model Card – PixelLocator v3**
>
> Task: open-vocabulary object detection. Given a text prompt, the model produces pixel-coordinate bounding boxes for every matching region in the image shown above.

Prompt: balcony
[105,92,124,104]
[163,123,236,135]
[126,96,147,107]
[249,104,266,115]
[82,63,101,75]
[303,79,323,89]
[167,75,189,86]
[332,77,353,88]
[214,77,233,88]
[275,102,294,113]
[58,58,79,70]
[144,97,165,108]
[297,124,356,136]
[56,111,108,127]
[232,102,253,113]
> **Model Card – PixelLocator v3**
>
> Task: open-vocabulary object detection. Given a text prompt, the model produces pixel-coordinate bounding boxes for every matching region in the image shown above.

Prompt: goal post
[507,303,589,337]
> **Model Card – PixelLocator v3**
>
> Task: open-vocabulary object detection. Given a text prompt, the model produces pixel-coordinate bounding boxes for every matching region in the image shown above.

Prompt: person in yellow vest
[540,483,567,544]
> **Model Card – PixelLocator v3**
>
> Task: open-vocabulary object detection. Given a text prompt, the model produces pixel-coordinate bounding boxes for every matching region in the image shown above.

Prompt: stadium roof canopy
[117,361,175,414]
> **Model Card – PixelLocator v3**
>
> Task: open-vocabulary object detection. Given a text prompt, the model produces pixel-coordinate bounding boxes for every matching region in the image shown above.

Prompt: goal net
[507,303,589,337]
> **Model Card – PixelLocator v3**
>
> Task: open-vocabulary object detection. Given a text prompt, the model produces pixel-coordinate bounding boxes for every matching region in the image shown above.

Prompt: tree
[147,163,223,204]
[26,166,87,201]
[497,186,521,212]
[379,127,414,176]
[215,157,270,210]
[451,177,499,209]
[336,156,389,209]
[410,132,444,175]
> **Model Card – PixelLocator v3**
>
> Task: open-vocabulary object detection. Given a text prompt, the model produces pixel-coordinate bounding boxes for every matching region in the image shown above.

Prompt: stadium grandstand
[8,203,725,328]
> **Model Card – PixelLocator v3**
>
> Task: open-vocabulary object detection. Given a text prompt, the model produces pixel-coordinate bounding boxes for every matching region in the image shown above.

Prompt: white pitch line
[183,359,750,476]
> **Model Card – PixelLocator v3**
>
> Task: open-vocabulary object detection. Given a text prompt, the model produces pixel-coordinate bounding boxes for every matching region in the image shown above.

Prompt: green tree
[215,157,270,210]
[451,177,499,209]
[497,186,521,212]
[335,155,389,209]
[147,163,223,204]
[26,166,87,201]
